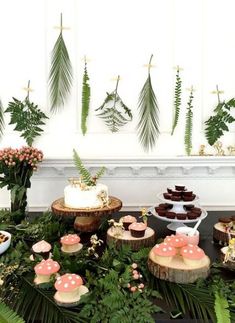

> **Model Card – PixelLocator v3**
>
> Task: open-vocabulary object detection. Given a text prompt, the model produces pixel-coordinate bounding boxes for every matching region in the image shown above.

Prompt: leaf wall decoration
[184,87,194,156]
[96,76,132,132]
[171,66,182,135]
[49,13,73,113]
[137,55,159,152]
[0,99,5,139]
[81,58,90,135]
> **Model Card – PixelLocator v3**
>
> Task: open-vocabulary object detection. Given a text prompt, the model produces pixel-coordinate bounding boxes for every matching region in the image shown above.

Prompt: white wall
[0,0,235,210]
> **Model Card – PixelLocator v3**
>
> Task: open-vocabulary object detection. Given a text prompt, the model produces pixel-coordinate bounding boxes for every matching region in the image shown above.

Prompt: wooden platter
[51,196,122,232]
[213,222,235,245]
[106,227,156,251]
[148,249,210,284]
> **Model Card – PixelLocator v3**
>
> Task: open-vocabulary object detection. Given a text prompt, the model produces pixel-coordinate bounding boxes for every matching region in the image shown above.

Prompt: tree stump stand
[148,249,210,284]
[106,227,156,251]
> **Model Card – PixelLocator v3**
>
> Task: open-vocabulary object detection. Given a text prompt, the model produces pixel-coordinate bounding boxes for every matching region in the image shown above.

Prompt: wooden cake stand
[148,249,210,284]
[213,222,235,245]
[51,196,122,232]
[106,227,156,251]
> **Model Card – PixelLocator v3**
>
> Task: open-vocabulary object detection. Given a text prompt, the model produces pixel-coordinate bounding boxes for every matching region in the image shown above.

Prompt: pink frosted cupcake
[164,234,187,253]
[153,242,176,265]
[180,244,206,267]
[120,215,137,230]
[128,222,147,238]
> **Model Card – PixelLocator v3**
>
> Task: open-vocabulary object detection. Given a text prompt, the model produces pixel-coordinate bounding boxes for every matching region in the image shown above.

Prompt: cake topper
[108,219,124,238]
[87,234,103,259]
[213,141,225,156]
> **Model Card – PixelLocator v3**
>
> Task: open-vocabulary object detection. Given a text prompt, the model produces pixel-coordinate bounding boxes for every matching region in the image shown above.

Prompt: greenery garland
[137,55,159,152]
[96,76,132,133]
[171,66,182,135]
[184,87,194,156]
[49,13,73,113]
[81,58,91,135]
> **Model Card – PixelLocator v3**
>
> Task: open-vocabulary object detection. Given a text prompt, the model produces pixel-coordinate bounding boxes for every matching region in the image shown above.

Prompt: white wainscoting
[1,157,234,212]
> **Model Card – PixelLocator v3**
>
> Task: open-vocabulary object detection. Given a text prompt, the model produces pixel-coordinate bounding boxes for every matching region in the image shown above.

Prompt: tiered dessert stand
[51,196,122,232]
[150,192,207,231]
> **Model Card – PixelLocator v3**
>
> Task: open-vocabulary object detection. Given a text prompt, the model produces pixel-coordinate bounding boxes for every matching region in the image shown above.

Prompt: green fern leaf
[184,88,194,155]
[0,302,25,323]
[96,76,132,133]
[171,66,182,135]
[137,55,159,152]
[81,59,90,135]
[214,291,231,323]
[0,99,5,138]
[49,13,73,113]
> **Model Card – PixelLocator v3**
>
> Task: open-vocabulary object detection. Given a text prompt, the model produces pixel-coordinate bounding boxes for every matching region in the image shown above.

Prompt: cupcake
[175,185,185,191]
[180,244,206,267]
[165,212,176,219]
[176,213,187,220]
[171,191,182,197]
[60,234,83,254]
[183,195,195,202]
[32,240,52,259]
[128,222,147,238]
[167,188,172,194]
[54,273,89,306]
[191,207,202,216]
[171,195,181,201]
[184,204,194,211]
[153,242,176,265]
[187,212,198,220]
[182,190,193,197]
[156,209,166,217]
[164,234,187,253]
[159,203,169,209]
[218,217,233,231]
[34,259,60,285]
[120,215,137,230]
[163,193,171,200]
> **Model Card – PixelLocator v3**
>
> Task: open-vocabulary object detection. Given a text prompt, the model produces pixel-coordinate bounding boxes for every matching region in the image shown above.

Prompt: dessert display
[60,234,83,254]
[151,185,207,231]
[120,215,137,230]
[32,240,52,259]
[54,273,89,307]
[0,231,11,255]
[34,259,60,285]
[129,222,147,238]
[148,234,210,283]
[213,216,235,245]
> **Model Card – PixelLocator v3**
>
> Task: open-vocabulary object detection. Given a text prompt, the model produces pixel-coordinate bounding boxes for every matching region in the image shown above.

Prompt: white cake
[64,182,109,209]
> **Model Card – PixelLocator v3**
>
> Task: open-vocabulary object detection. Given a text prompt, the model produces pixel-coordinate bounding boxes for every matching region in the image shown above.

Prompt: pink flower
[132,270,138,275]
[131,263,138,269]
[133,273,139,280]
[138,283,144,289]
[130,286,137,292]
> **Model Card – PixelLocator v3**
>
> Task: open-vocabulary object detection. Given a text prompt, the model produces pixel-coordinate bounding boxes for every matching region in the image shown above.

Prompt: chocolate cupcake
[157,210,166,217]
[184,204,194,211]
[166,203,173,210]
[166,212,176,219]
[171,191,182,197]
[187,212,198,220]
[129,222,147,238]
[182,195,195,202]
[182,190,193,197]
[171,195,181,201]
[167,188,172,194]
[175,185,185,191]
[120,215,137,230]
[159,203,169,209]
[155,207,165,213]
[191,207,202,216]
[176,213,187,220]
[163,193,171,200]
[219,217,232,224]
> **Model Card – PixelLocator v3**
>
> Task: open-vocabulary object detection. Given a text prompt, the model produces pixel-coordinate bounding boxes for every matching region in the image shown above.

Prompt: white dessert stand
[150,193,207,231]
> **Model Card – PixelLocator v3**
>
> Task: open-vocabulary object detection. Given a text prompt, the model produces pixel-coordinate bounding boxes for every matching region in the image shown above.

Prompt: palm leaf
[184,88,193,155]
[81,58,90,135]
[0,301,25,323]
[49,13,73,113]
[0,99,5,138]
[171,66,182,135]
[214,291,231,323]
[137,55,159,152]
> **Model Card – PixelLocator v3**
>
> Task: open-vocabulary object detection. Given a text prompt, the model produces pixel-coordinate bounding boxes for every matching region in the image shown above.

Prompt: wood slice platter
[213,223,235,245]
[51,196,122,232]
[106,227,156,251]
[148,249,210,284]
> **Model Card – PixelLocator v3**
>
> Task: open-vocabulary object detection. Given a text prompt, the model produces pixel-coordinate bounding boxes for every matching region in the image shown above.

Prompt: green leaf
[171,66,182,135]
[49,14,73,113]
[81,59,90,135]
[0,301,25,323]
[184,88,193,155]
[137,55,159,152]
[214,291,231,323]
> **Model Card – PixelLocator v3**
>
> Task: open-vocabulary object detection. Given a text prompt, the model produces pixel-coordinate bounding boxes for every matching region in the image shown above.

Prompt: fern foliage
[184,88,194,155]
[96,76,132,132]
[73,149,105,186]
[137,55,159,152]
[49,13,73,113]
[214,291,231,323]
[0,301,25,323]
[171,66,182,135]
[5,93,48,146]
[81,58,90,135]
[0,99,5,139]
[205,98,235,146]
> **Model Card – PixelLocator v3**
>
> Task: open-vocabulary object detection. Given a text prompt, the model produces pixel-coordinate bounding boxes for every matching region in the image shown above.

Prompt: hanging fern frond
[0,301,25,323]
[205,87,235,146]
[73,149,105,186]
[0,99,5,139]
[49,13,73,113]
[184,87,194,156]
[214,291,231,323]
[171,66,182,135]
[81,58,90,135]
[137,55,160,152]
[96,76,132,133]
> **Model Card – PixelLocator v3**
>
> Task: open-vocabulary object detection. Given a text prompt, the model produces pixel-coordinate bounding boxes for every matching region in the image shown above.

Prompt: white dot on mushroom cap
[57,277,61,280]
[155,245,159,248]
[54,263,58,267]
[68,276,72,280]
[71,239,74,242]
[183,250,187,253]
[58,281,62,285]
[38,266,42,269]
[64,283,69,288]
[76,276,80,280]
[197,249,201,252]
[189,250,193,254]
[71,281,76,285]
[169,247,172,250]
[47,266,52,270]
[163,248,167,252]
[175,239,179,242]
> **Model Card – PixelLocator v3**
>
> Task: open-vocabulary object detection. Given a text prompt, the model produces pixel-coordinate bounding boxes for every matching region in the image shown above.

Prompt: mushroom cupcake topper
[153,242,176,265]
[34,259,60,285]
[164,234,187,249]
[60,234,83,254]
[32,240,52,259]
[180,244,206,267]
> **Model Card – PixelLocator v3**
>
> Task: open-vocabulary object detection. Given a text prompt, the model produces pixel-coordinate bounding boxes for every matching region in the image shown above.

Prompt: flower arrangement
[0,146,43,223]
